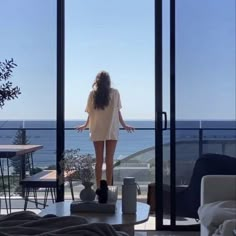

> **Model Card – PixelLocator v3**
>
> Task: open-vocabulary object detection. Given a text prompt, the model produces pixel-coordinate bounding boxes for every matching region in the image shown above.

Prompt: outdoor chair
[20,170,75,210]
[147,153,236,219]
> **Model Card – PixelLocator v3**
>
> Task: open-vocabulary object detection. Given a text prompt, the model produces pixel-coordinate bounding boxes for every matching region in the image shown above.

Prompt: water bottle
[122,177,137,214]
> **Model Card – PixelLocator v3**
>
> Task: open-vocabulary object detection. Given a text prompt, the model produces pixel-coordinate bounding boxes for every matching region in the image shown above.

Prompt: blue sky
[0,0,235,121]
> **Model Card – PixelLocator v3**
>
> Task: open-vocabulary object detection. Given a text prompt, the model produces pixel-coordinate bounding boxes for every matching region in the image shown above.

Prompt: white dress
[85,88,122,141]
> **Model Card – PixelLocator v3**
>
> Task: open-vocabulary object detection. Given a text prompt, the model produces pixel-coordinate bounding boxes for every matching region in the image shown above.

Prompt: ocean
[0,120,236,168]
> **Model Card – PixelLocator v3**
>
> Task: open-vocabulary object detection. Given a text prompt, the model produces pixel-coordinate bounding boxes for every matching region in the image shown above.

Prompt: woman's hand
[75,124,87,132]
[75,117,89,132]
[123,124,135,133]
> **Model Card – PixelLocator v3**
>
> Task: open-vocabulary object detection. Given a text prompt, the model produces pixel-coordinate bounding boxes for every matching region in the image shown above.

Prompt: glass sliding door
[0,0,57,210]
[156,0,235,230]
[175,0,236,227]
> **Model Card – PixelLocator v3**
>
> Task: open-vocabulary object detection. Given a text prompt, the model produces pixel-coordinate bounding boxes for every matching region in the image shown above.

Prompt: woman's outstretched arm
[119,111,135,132]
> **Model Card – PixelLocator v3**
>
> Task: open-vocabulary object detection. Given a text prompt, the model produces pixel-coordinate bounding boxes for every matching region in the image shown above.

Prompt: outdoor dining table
[0,145,43,213]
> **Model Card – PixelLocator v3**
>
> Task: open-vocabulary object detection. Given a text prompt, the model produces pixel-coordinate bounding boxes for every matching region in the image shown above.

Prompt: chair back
[176,153,236,219]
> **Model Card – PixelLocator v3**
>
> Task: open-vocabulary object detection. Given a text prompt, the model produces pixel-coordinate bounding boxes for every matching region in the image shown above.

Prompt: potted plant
[63,149,95,201]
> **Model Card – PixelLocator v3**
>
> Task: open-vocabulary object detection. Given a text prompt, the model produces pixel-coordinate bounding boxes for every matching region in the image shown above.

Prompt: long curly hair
[92,71,111,110]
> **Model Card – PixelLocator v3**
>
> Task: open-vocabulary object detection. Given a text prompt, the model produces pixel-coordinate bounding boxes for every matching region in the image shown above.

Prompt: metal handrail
[1,127,236,130]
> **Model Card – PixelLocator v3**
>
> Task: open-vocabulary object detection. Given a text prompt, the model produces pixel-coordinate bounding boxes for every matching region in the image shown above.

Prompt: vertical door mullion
[155,0,164,229]
[170,0,176,227]
[56,0,65,202]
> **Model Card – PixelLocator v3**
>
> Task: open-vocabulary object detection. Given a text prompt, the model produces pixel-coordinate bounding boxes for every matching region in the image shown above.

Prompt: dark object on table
[96,180,108,203]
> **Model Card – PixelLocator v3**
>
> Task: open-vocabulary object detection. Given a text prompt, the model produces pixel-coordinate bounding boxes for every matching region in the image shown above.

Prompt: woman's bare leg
[93,141,104,187]
[105,140,117,185]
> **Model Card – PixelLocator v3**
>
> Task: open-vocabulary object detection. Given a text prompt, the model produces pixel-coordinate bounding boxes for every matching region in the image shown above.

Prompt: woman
[76,71,134,187]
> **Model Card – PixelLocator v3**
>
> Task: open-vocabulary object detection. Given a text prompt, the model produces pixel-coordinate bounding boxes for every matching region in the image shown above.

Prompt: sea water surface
[0,120,235,168]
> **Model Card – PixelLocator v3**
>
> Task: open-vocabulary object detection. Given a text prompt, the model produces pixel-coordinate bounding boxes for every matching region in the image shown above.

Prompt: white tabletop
[0,145,43,158]
[39,200,150,227]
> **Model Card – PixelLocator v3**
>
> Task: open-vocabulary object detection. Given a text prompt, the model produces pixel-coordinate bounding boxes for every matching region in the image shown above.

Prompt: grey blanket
[0,211,128,236]
[198,200,236,236]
